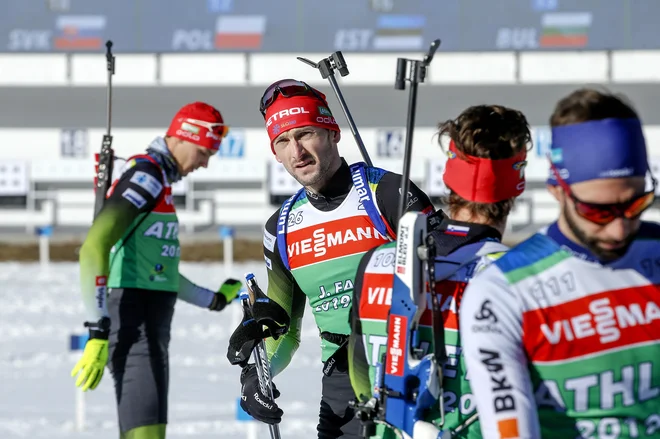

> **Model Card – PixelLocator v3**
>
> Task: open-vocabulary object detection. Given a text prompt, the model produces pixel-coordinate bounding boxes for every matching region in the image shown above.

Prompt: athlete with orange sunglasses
[461,88,660,439]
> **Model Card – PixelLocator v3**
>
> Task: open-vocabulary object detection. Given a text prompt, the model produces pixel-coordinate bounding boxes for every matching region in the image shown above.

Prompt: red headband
[442,140,527,203]
[166,102,228,151]
[264,95,341,152]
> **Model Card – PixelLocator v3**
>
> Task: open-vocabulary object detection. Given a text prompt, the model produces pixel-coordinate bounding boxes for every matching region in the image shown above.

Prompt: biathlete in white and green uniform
[348,104,533,439]
[236,79,435,439]
[71,102,242,439]
[461,89,660,439]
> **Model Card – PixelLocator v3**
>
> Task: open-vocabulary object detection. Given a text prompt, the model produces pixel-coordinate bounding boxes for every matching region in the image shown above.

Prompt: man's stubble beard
[563,199,635,262]
[292,149,335,190]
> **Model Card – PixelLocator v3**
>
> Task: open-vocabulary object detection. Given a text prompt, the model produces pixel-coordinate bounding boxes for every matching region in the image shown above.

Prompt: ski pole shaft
[240,281,282,439]
[396,62,419,223]
[326,74,372,167]
[297,53,372,166]
[251,340,282,439]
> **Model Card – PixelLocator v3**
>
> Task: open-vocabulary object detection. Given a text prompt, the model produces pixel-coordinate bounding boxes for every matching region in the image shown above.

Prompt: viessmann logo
[287,226,389,259]
[285,216,391,268]
[386,315,407,376]
[541,297,660,345]
[524,286,660,363]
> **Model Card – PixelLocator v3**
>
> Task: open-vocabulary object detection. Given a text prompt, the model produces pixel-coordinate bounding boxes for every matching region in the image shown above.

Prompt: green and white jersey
[460,223,660,439]
[262,160,436,376]
[107,155,180,292]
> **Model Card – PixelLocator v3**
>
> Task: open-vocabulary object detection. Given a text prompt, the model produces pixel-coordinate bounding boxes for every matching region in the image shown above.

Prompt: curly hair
[438,104,532,224]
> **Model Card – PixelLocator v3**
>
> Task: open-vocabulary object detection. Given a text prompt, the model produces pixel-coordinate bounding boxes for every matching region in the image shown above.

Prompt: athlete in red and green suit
[71,102,243,439]
[235,79,437,439]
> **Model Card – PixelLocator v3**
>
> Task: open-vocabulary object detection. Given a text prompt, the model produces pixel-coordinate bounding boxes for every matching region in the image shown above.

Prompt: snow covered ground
[0,261,323,438]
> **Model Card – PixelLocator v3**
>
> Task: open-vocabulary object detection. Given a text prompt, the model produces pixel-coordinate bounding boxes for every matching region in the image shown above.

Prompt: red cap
[166,102,229,151]
[264,94,340,152]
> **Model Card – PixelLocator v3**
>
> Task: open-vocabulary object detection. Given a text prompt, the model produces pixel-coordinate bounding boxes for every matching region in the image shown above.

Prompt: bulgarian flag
[540,12,592,48]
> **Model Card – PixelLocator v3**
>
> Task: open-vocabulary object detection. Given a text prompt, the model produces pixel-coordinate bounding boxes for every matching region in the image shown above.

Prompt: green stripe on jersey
[532,343,660,438]
[503,250,571,284]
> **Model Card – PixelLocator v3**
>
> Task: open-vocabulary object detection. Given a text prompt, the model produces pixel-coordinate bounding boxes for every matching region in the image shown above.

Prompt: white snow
[0,261,323,438]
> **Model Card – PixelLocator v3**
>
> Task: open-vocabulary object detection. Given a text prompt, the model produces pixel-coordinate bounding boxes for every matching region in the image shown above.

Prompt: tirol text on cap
[264,94,340,152]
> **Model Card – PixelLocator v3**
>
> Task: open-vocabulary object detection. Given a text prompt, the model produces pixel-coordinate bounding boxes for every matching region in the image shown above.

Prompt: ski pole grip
[333,51,349,76]
[395,58,407,90]
[105,40,115,74]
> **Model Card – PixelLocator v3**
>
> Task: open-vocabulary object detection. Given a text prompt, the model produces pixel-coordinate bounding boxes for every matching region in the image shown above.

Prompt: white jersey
[459,222,660,439]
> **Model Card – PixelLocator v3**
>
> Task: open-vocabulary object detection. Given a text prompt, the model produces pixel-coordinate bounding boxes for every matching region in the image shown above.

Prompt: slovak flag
[54,15,106,50]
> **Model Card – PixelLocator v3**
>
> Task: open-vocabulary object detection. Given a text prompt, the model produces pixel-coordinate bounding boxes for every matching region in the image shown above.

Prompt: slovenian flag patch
[445,224,470,236]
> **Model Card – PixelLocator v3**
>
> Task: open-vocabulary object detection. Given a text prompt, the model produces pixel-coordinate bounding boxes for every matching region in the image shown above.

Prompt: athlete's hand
[209,278,242,311]
[71,338,108,391]
[239,364,283,424]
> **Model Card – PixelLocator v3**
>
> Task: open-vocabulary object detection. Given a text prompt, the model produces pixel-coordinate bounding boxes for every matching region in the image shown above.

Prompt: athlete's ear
[330,130,341,144]
[547,184,563,202]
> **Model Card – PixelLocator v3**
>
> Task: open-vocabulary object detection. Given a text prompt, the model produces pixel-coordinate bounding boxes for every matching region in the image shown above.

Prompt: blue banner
[1,0,659,53]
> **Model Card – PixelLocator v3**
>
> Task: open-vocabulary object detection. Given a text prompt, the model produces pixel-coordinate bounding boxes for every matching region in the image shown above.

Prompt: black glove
[209,278,242,311]
[239,364,283,424]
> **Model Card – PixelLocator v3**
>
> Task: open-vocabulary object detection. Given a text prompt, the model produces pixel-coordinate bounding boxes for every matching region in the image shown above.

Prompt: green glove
[71,338,108,391]
[209,278,242,311]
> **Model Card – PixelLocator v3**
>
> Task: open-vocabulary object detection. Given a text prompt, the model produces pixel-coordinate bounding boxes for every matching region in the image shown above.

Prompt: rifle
[350,40,450,439]
[93,40,116,218]
[297,52,372,166]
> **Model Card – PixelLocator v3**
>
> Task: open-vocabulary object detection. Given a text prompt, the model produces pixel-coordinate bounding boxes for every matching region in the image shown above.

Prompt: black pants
[318,369,362,439]
[106,288,177,433]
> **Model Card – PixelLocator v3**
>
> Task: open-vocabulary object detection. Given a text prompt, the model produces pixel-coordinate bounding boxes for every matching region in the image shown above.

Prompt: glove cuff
[85,317,111,340]
[89,329,110,340]
[208,293,227,311]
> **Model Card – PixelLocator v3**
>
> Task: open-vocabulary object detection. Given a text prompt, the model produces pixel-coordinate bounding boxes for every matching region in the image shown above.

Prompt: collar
[432,218,502,257]
[145,137,182,184]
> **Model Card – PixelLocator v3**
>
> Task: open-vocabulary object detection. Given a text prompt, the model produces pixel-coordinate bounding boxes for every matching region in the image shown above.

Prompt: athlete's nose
[603,217,631,242]
[290,139,307,161]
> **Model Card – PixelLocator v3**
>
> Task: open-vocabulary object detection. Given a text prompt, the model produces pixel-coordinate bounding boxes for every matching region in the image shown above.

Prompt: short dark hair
[550,88,639,127]
[438,104,531,224]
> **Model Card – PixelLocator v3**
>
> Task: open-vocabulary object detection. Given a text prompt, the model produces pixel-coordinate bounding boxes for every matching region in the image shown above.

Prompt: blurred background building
[1,0,660,243]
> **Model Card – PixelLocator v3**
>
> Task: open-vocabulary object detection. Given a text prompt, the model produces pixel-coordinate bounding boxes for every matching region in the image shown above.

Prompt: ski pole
[394,39,441,223]
[297,52,372,167]
[93,40,116,218]
[241,275,282,439]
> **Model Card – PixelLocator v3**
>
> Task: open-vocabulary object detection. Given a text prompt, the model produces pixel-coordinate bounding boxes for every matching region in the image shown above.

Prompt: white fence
[2,155,660,234]
[1,50,660,86]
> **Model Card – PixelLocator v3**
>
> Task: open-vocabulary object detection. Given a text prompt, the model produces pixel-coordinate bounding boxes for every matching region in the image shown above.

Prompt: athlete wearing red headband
[348,104,531,439]
[237,79,436,439]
